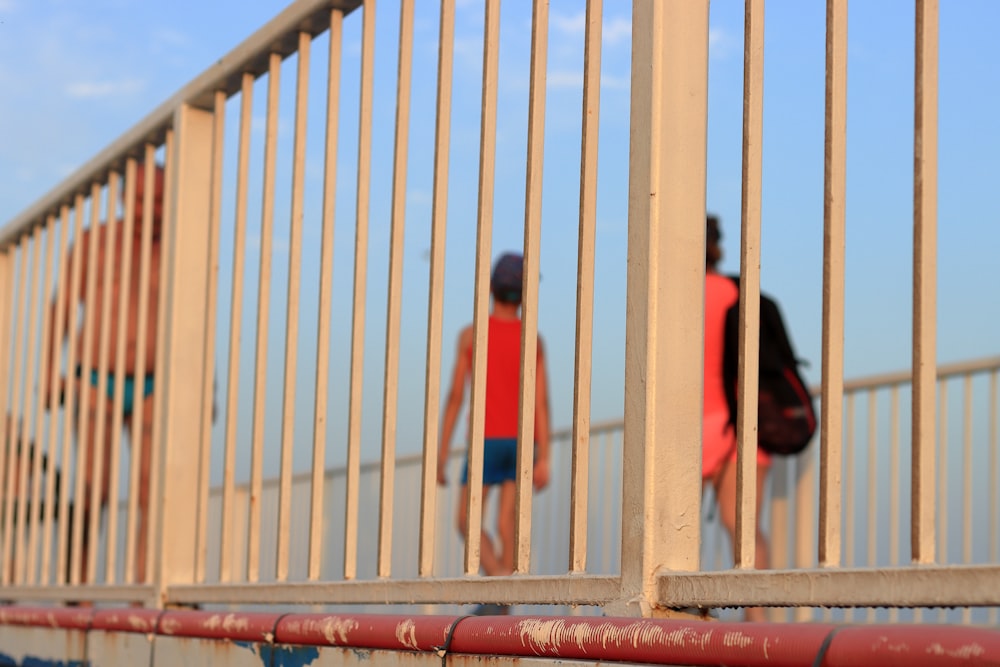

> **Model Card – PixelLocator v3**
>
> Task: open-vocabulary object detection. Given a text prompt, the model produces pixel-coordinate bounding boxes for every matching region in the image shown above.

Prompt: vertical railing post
[150,103,217,603]
[616,0,709,617]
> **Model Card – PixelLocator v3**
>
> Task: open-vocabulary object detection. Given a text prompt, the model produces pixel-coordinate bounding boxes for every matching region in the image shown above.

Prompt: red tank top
[466,316,522,438]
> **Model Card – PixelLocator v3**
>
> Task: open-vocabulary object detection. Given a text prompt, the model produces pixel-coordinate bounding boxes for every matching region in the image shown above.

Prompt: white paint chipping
[722,631,754,649]
[514,618,719,658]
[926,642,986,660]
[319,616,359,645]
[395,619,419,650]
[127,614,153,631]
[203,613,250,634]
[159,618,181,635]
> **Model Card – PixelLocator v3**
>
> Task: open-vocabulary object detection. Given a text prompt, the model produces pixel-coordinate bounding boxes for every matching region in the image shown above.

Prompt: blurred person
[44,162,163,587]
[703,214,771,622]
[437,252,551,615]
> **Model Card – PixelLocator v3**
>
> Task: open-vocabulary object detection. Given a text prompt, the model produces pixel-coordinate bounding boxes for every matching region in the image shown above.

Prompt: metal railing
[0,0,997,620]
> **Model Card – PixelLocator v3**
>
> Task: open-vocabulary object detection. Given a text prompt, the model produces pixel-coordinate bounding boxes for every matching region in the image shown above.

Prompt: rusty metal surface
[0,605,92,629]
[275,613,455,651]
[91,608,163,633]
[157,610,282,642]
[89,628,155,667]
[0,623,88,666]
[153,634,273,667]
[0,607,997,666]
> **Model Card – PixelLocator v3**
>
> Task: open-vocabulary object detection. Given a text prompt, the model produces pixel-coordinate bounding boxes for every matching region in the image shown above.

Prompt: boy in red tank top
[437,253,551,612]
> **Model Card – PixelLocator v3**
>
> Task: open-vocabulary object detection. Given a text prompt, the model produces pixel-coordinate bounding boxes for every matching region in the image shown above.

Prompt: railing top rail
[835,355,1000,394]
[0,0,362,249]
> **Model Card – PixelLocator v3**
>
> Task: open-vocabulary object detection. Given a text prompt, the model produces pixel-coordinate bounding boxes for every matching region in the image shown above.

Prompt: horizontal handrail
[0,0,362,249]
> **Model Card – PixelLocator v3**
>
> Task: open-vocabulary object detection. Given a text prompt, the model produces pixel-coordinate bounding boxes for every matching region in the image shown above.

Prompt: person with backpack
[703,215,770,622]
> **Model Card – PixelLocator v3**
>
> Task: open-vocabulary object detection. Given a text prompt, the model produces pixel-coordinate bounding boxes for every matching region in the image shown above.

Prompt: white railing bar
[835,357,1000,394]
[147,130,177,586]
[963,376,973,566]
[0,243,17,585]
[276,31,311,584]
[963,375,973,624]
[793,444,817,622]
[88,177,119,584]
[168,574,622,607]
[7,236,31,584]
[14,227,44,585]
[116,158,141,584]
[658,566,1000,609]
[889,387,901,565]
[310,7,344,582]
[220,73,254,584]
[70,185,102,586]
[107,165,136,584]
[770,461,791,573]
[819,0,847,568]
[0,584,156,605]
[124,146,159,585]
[248,52,282,583]
[26,215,57,585]
[0,0,364,247]
[377,0,415,579]
[40,207,69,585]
[888,385,901,623]
[844,393,855,572]
[911,0,939,565]
[867,390,877,571]
[344,0,377,581]
[735,0,765,570]
[568,0,602,574]
[54,197,83,585]
[990,370,998,625]
[465,0,502,577]
[80,182,106,586]
[937,381,948,566]
[195,90,227,585]
[620,0,709,612]
[866,390,878,622]
[7,232,41,584]
[514,0,548,576]
[418,0,455,579]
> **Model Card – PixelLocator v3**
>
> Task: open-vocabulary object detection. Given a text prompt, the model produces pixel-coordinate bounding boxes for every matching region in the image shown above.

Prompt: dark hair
[491,252,523,305]
[706,214,722,269]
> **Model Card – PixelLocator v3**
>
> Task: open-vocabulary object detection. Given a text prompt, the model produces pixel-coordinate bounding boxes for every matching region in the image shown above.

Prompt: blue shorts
[462,438,518,485]
[76,365,155,416]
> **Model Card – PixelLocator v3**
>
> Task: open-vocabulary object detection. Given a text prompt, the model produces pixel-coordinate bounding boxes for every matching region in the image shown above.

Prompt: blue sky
[1,0,998,469]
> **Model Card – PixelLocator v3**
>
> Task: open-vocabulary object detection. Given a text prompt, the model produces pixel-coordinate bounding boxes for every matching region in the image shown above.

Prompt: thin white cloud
[603,17,631,46]
[152,28,190,49]
[65,78,146,99]
[0,0,15,12]
[709,27,734,60]
[551,12,585,36]
[600,73,629,90]
[547,71,628,91]
[548,70,582,89]
[550,12,630,47]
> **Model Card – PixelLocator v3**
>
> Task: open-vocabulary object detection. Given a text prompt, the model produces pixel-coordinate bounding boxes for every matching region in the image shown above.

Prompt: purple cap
[491,252,523,302]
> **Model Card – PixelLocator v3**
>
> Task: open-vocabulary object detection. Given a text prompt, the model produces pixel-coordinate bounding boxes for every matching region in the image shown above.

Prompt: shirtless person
[437,252,551,614]
[46,162,163,585]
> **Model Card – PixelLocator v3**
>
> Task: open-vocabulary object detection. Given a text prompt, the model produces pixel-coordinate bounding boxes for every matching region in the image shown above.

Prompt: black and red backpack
[722,277,817,456]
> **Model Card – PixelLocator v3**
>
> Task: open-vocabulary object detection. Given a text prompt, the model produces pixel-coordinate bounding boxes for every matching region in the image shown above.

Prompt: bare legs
[456,480,516,576]
[73,392,153,586]
[711,460,771,622]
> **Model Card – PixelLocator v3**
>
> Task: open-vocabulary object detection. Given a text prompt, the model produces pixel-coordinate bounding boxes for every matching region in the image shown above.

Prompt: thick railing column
[150,103,217,604]
[616,0,709,617]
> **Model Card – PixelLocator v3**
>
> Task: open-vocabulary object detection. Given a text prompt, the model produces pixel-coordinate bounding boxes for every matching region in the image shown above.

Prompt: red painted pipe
[1,607,999,666]
[448,616,1000,667]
